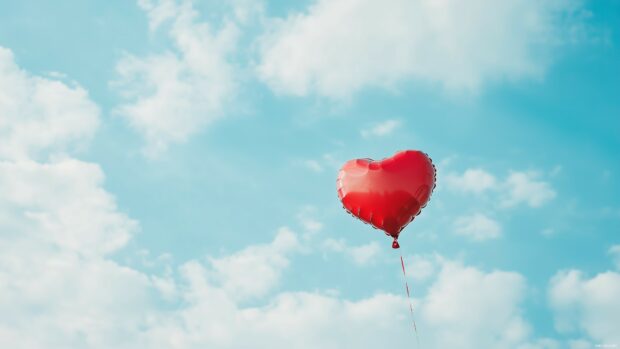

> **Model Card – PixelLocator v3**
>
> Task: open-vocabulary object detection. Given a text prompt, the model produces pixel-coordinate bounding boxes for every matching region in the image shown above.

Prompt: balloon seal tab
[392,238,400,249]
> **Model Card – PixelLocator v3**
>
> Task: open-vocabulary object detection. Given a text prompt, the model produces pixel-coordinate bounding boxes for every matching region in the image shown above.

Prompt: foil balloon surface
[337,150,436,248]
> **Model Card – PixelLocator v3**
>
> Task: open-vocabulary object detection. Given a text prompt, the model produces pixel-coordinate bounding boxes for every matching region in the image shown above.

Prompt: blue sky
[0,0,619,348]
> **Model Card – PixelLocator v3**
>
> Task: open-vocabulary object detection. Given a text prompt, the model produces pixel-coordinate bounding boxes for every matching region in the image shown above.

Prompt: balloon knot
[392,239,400,249]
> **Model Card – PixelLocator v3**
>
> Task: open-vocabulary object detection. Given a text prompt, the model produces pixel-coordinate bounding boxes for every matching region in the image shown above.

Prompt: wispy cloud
[297,153,342,173]
[301,159,324,173]
[0,46,146,348]
[454,213,502,241]
[206,227,301,300]
[444,167,556,209]
[403,254,438,282]
[257,0,587,98]
[296,206,324,235]
[609,245,620,270]
[360,119,401,138]
[113,0,240,157]
[549,266,620,345]
[0,47,99,161]
[501,171,557,208]
[322,238,382,266]
[444,168,497,194]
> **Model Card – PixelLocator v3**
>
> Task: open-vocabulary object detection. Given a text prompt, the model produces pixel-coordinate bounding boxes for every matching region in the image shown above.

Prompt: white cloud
[296,206,324,238]
[257,0,585,98]
[301,216,324,233]
[0,250,153,349]
[138,256,545,349]
[0,47,99,161]
[0,160,150,349]
[444,168,556,209]
[360,119,401,138]
[0,159,137,256]
[608,245,620,270]
[322,238,381,266]
[0,181,553,349]
[0,48,154,348]
[420,261,533,349]
[0,48,567,347]
[298,153,343,175]
[114,0,239,156]
[549,269,620,345]
[404,254,437,282]
[454,213,502,241]
[301,159,324,173]
[348,242,381,265]
[444,168,498,194]
[141,285,411,349]
[145,258,562,349]
[206,227,300,300]
[502,171,557,208]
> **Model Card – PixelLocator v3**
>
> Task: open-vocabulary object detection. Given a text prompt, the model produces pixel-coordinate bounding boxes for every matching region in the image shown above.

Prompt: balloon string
[400,254,420,347]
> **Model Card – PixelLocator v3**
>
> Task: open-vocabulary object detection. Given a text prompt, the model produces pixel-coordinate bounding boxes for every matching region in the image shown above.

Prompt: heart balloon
[337,150,436,249]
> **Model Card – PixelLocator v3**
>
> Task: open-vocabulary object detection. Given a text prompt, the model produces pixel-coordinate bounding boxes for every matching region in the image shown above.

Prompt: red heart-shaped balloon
[337,150,436,248]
